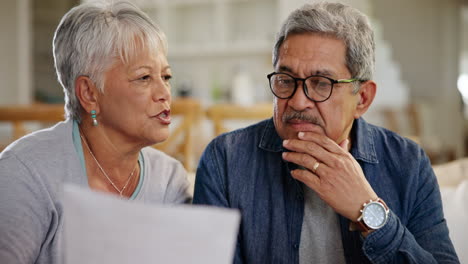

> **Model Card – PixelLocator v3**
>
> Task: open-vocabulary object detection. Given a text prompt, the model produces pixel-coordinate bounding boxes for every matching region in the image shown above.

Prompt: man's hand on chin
[281,131,378,222]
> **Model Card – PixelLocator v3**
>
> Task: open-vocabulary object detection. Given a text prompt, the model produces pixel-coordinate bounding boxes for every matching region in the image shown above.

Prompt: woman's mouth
[155,110,171,125]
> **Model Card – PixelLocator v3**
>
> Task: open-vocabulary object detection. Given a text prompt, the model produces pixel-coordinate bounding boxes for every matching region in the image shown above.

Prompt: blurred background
[3,0,468,259]
[1,0,468,166]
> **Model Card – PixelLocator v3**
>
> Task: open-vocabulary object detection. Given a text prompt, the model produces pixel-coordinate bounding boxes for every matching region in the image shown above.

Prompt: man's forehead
[276,34,348,77]
[280,33,345,53]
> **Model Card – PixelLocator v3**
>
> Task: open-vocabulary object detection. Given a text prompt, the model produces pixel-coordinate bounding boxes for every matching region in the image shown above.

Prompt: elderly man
[193,2,459,264]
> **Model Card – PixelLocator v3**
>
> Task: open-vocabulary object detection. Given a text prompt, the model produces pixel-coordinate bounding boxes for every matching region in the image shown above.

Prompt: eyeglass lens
[270,73,332,101]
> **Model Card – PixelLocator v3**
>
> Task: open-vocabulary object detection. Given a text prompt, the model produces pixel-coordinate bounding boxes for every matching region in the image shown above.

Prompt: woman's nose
[152,78,171,102]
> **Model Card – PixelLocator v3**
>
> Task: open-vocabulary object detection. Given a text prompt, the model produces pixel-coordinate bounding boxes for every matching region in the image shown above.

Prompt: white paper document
[62,185,240,264]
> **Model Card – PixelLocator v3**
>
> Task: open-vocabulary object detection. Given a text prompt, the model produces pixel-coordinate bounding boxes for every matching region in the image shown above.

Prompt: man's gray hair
[53,0,167,122]
[272,2,375,92]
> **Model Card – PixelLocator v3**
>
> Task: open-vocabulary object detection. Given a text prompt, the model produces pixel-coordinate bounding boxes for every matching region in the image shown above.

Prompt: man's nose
[288,81,315,111]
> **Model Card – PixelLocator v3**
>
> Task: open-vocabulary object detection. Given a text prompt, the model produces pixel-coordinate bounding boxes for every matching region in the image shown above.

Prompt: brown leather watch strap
[355,220,371,232]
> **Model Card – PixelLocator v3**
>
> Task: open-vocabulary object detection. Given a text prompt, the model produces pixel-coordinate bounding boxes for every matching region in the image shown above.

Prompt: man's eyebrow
[277,65,335,77]
[278,65,293,73]
[314,70,334,77]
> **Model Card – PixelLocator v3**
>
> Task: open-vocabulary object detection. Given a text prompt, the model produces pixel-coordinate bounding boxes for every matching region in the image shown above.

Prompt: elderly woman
[0,1,191,263]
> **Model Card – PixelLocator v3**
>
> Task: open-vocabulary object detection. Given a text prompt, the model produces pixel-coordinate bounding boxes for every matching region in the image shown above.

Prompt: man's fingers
[283,139,338,168]
[338,139,349,151]
[283,139,329,158]
[297,132,346,155]
[282,152,328,178]
[282,151,319,171]
[290,168,321,190]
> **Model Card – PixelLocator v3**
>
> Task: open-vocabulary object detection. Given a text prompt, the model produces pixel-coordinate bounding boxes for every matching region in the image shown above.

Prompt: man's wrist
[353,198,389,233]
[360,229,374,238]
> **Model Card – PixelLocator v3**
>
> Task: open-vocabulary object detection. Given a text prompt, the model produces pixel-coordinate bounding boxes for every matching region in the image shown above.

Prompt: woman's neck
[79,122,141,197]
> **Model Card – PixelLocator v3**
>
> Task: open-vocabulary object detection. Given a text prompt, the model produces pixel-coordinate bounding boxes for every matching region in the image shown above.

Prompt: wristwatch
[355,198,389,232]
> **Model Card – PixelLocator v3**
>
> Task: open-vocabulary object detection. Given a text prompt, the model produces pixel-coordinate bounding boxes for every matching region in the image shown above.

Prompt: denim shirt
[193,118,459,264]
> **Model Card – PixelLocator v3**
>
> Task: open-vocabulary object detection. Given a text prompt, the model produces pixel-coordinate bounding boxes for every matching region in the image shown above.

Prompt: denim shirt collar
[258,118,284,152]
[258,117,379,164]
[349,118,379,164]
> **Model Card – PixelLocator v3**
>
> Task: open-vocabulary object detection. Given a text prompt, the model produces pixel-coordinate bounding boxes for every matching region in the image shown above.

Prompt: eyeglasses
[267,72,362,102]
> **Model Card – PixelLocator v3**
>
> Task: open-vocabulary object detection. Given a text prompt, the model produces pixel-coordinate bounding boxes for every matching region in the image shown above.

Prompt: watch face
[362,202,388,229]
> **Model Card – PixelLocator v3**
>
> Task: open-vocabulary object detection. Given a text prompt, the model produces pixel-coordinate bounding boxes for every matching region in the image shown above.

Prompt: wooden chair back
[0,104,65,149]
[152,98,202,171]
[205,103,273,136]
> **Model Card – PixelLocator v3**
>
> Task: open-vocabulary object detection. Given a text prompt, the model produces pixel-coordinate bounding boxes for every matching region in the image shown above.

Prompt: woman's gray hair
[53,0,167,122]
[272,2,375,93]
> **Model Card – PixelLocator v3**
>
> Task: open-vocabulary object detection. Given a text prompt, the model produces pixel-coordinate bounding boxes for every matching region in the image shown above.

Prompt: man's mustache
[282,111,322,126]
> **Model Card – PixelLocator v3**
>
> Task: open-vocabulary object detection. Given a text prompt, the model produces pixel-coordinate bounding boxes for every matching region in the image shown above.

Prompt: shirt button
[293,243,299,249]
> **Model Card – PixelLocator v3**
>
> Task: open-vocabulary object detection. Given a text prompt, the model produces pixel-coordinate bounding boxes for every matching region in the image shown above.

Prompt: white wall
[0,0,32,105]
[374,0,464,158]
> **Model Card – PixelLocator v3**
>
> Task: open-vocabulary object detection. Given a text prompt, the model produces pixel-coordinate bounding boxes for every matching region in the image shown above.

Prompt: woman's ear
[75,76,100,114]
[354,80,377,119]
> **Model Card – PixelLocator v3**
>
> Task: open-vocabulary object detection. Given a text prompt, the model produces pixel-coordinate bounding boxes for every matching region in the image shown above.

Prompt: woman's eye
[138,75,151,81]
[163,75,172,81]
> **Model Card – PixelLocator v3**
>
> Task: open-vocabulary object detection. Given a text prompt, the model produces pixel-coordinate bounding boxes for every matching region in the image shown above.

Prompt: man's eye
[276,78,294,86]
[318,82,329,88]
[163,75,172,81]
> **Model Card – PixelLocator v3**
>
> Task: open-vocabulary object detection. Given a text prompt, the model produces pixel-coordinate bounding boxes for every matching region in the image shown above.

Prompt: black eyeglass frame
[267,72,364,103]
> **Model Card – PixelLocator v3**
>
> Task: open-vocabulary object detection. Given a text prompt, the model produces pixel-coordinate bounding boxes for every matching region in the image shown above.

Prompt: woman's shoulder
[0,120,80,186]
[1,120,72,159]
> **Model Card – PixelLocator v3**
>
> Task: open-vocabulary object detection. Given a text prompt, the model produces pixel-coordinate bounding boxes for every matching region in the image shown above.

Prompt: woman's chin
[150,132,170,146]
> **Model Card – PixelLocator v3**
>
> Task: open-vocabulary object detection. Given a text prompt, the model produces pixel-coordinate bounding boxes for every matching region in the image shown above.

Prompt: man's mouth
[284,115,323,132]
